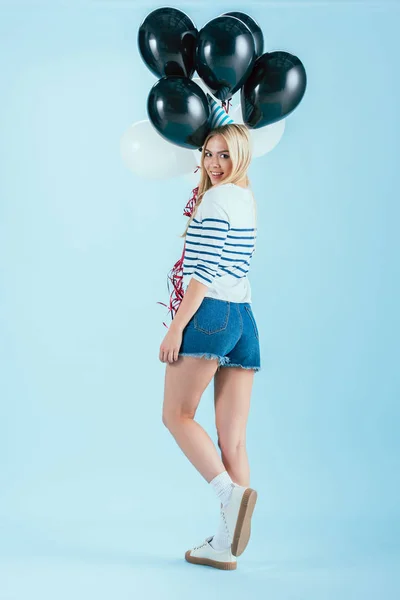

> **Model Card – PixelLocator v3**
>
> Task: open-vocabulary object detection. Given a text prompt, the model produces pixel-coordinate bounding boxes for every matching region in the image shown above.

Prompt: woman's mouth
[210,171,224,179]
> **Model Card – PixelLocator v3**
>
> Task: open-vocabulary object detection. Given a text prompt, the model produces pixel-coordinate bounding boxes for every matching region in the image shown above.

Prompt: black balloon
[222,12,264,59]
[196,16,256,101]
[138,7,197,78]
[147,77,210,149]
[241,51,307,128]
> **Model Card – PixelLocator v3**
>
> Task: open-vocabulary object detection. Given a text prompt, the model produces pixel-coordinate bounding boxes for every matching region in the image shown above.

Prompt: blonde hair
[181,123,256,239]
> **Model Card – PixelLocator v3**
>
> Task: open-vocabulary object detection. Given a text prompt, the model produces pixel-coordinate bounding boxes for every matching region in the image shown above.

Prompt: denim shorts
[177,297,261,372]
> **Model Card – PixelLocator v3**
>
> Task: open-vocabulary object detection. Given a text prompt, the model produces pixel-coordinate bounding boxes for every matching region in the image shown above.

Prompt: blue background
[1,0,399,598]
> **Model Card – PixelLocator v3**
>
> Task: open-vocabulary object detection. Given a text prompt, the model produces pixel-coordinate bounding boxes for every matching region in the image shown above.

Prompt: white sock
[209,471,234,508]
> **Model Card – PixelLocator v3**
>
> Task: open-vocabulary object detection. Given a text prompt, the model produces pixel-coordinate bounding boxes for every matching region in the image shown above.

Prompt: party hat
[207,95,235,129]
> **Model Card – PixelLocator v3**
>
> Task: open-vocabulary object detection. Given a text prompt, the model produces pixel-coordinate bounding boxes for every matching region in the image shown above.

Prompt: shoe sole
[185,551,237,570]
[231,488,258,557]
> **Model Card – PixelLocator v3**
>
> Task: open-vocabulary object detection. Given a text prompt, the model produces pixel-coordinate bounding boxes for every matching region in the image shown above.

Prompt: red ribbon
[157,170,200,329]
[221,99,232,114]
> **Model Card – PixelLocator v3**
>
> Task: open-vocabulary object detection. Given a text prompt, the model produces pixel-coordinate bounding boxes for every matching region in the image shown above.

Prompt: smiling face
[203,134,233,185]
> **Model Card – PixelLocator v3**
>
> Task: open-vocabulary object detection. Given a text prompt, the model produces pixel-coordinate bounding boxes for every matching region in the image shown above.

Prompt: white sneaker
[223,485,258,556]
[185,536,237,570]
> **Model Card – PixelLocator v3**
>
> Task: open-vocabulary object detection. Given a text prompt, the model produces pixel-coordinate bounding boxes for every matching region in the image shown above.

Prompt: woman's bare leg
[214,367,255,487]
[162,356,227,483]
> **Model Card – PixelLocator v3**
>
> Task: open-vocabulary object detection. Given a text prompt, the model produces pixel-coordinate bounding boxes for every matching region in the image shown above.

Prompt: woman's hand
[159,325,183,364]
[158,279,207,364]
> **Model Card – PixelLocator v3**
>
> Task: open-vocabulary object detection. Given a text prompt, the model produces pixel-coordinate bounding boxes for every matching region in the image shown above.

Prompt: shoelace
[220,506,231,540]
[192,506,231,552]
[193,540,208,551]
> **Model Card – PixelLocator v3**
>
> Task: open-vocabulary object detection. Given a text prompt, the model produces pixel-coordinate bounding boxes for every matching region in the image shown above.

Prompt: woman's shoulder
[208,183,252,194]
[204,184,253,209]
[200,186,231,219]
[204,182,249,201]
[203,184,229,205]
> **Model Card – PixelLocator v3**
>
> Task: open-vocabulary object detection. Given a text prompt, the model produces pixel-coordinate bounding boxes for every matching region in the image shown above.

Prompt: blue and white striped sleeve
[188,191,231,287]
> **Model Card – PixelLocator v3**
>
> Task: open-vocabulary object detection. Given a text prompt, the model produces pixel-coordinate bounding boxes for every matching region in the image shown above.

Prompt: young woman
[160,123,260,571]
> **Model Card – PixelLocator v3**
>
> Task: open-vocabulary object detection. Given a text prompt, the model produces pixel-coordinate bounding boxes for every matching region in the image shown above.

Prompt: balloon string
[222,99,232,114]
[157,179,200,329]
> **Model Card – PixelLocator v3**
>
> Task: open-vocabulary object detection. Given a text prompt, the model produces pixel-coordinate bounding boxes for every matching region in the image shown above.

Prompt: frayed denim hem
[178,352,231,367]
[222,363,261,372]
[178,353,260,372]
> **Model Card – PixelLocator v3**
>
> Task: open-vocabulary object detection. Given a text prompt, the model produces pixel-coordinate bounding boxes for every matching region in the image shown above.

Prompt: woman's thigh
[162,356,219,422]
[213,367,254,449]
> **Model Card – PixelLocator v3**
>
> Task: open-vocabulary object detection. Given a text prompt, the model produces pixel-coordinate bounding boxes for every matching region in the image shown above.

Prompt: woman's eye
[205,153,229,158]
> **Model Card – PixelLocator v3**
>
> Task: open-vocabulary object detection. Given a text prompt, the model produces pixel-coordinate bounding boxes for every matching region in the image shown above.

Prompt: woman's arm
[170,187,231,334]
[169,278,208,333]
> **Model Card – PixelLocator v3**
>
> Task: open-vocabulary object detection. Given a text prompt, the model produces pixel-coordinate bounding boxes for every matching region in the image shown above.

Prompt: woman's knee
[162,358,217,429]
[217,432,246,458]
[162,406,196,429]
[162,409,178,429]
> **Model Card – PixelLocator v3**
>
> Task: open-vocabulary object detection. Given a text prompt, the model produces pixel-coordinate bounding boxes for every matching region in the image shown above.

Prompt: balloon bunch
[120,7,307,180]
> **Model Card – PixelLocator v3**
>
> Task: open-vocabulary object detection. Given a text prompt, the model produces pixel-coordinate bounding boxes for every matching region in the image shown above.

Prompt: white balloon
[182,148,202,186]
[184,166,202,187]
[252,119,286,158]
[120,120,198,180]
[192,147,202,163]
[230,104,244,124]
[230,104,286,158]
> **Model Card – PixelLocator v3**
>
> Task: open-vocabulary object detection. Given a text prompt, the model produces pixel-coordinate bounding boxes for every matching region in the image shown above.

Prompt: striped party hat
[208,95,235,130]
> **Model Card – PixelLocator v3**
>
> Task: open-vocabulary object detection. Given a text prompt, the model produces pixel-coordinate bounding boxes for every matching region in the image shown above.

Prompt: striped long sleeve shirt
[182,183,257,303]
